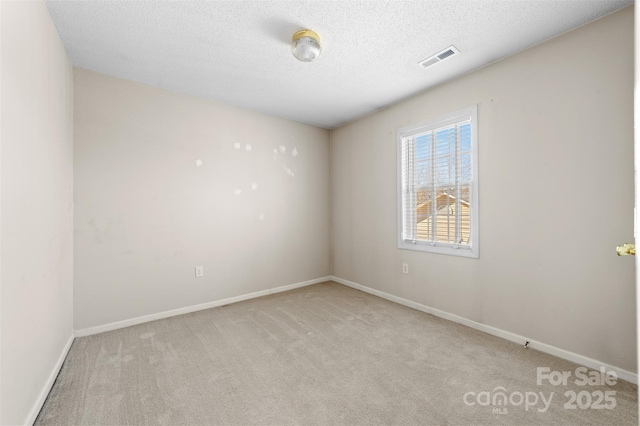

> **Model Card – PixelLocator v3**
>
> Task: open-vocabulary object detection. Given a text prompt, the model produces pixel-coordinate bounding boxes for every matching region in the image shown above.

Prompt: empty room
[1,0,638,425]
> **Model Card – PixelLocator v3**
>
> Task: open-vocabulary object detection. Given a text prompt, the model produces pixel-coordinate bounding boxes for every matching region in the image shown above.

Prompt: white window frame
[396,105,479,258]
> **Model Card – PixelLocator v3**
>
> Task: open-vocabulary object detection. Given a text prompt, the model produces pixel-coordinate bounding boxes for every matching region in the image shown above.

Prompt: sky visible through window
[414,122,471,188]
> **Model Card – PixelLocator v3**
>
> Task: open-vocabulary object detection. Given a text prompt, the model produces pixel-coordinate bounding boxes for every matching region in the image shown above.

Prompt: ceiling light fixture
[291,30,322,62]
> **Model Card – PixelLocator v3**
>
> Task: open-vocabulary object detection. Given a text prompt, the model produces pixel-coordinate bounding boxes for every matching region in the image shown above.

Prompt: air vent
[418,45,460,69]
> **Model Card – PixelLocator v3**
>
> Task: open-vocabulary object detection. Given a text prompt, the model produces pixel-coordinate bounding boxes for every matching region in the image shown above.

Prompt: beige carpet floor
[36,281,637,425]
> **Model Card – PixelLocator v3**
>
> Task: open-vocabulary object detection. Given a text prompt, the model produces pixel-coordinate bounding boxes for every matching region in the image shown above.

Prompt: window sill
[398,240,479,258]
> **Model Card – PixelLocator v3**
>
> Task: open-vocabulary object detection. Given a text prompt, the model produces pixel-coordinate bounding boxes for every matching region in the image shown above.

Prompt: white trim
[25,332,74,426]
[74,277,332,337]
[331,275,638,385]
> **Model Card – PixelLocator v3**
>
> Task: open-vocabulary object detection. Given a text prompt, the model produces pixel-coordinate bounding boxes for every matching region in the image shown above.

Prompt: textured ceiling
[46,0,632,129]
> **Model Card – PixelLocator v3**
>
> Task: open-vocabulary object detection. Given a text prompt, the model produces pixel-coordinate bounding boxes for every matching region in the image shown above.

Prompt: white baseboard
[75,276,332,338]
[25,332,75,426]
[331,275,638,385]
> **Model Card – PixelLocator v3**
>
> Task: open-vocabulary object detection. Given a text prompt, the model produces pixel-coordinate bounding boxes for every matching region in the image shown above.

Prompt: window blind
[398,106,477,256]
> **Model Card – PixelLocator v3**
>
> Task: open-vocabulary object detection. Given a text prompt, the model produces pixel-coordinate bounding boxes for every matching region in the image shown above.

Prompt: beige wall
[73,69,330,330]
[1,1,74,424]
[331,7,636,372]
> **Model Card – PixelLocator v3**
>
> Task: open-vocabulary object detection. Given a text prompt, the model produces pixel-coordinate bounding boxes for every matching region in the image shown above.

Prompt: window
[397,105,478,258]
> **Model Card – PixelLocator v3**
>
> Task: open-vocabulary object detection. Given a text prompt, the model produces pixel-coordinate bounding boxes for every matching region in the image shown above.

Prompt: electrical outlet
[402,263,409,274]
[195,266,204,278]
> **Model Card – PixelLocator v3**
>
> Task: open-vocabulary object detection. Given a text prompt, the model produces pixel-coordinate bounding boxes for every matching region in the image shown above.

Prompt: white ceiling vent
[418,46,460,69]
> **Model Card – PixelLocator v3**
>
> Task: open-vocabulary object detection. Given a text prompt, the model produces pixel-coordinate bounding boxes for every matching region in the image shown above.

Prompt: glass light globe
[291,30,322,62]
